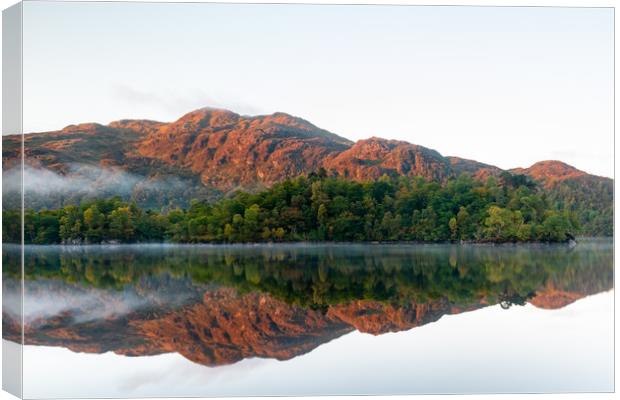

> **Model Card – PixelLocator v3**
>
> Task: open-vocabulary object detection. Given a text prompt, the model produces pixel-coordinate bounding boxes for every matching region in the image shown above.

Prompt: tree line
[3,171,581,244]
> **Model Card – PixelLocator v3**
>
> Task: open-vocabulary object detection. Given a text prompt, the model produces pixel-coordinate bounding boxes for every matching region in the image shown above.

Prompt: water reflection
[2,240,613,368]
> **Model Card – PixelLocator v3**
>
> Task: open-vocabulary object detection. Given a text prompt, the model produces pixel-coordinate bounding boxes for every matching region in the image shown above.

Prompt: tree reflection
[4,241,613,310]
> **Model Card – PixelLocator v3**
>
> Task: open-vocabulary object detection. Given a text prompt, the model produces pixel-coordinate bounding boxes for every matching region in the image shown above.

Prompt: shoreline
[4,238,601,248]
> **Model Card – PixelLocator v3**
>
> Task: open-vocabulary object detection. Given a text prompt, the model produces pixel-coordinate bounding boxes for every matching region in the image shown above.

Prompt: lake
[2,239,614,397]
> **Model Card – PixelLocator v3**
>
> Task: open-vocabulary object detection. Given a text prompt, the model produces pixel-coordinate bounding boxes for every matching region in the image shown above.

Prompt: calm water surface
[2,240,614,397]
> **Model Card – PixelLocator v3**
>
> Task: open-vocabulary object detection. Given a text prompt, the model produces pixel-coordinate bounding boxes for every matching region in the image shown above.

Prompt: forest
[3,171,584,244]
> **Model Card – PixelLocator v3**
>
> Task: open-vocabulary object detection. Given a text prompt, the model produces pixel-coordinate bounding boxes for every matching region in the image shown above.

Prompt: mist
[2,276,202,325]
[2,163,215,210]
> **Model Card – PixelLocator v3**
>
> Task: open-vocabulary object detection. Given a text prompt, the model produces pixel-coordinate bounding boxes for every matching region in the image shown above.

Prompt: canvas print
[1,1,614,398]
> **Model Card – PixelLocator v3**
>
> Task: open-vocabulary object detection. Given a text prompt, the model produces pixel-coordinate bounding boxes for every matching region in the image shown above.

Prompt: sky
[19,2,613,177]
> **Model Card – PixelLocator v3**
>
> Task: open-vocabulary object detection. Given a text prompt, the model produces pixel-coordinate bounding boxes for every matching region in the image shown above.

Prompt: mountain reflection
[2,240,613,367]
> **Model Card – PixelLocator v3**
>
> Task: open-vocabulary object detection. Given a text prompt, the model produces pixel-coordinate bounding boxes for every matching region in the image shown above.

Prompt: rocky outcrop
[323,138,451,182]
[447,156,503,181]
[511,160,590,188]
[133,108,352,192]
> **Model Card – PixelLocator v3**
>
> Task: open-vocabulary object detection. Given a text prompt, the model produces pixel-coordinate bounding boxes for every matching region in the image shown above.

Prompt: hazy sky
[21,2,613,177]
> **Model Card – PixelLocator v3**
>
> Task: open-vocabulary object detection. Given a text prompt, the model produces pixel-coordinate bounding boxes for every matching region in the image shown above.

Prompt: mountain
[5,107,451,194]
[511,161,613,236]
[511,160,591,186]
[2,107,612,234]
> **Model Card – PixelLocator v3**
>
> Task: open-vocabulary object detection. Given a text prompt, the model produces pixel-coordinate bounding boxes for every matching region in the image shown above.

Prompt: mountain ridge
[5,106,607,180]
[2,106,613,236]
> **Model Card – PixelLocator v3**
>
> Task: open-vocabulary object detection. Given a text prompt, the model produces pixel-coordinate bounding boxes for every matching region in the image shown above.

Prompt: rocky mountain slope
[5,107,454,195]
[2,107,612,233]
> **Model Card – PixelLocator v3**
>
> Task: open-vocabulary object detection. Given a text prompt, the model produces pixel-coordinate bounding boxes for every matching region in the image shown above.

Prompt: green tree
[59,206,83,243]
[109,207,135,242]
[273,227,286,241]
[483,206,521,242]
[449,217,458,240]
[83,205,105,243]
